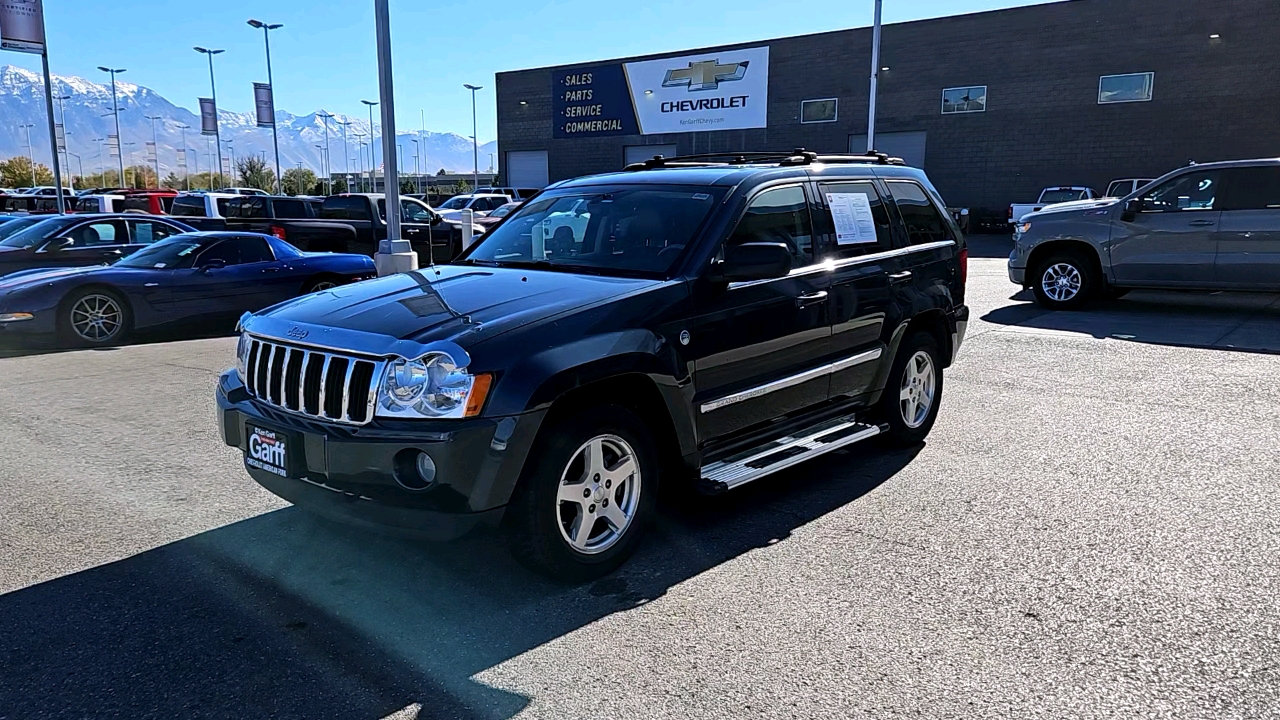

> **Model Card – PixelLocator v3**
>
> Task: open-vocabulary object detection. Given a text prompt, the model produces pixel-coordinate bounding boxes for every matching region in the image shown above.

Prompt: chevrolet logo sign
[662,60,749,92]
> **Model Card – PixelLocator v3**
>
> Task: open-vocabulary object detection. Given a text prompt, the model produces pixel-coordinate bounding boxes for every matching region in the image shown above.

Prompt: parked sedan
[0,232,377,346]
[0,214,195,277]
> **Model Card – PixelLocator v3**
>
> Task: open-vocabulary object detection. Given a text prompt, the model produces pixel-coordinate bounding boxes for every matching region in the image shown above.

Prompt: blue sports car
[0,231,377,347]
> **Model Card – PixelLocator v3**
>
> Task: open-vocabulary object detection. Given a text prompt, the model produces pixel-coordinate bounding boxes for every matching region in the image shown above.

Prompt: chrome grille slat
[242,334,384,427]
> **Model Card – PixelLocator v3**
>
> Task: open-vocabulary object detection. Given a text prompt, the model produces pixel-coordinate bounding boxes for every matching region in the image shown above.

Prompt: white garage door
[624,144,678,167]
[506,150,549,188]
[847,131,927,168]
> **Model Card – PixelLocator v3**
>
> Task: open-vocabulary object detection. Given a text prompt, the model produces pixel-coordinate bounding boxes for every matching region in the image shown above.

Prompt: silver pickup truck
[1009,158,1280,309]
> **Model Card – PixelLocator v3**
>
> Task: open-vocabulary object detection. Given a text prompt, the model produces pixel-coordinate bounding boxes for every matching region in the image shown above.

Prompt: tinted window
[65,221,123,247]
[727,185,814,266]
[272,199,308,218]
[467,186,724,277]
[1040,189,1088,203]
[196,240,241,266]
[130,221,177,245]
[237,236,274,263]
[1220,167,1280,211]
[1141,171,1220,212]
[887,181,953,246]
[215,198,232,217]
[171,196,206,217]
[122,196,151,213]
[240,198,268,218]
[817,181,893,258]
[117,235,208,269]
[321,196,370,221]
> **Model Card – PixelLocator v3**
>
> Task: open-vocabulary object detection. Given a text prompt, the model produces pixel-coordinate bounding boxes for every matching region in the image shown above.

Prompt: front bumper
[216,369,545,541]
[0,311,54,336]
[1008,264,1026,286]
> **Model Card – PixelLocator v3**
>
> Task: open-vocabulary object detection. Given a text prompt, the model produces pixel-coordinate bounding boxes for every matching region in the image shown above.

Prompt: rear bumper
[216,369,544,541]
[951,305,970,363]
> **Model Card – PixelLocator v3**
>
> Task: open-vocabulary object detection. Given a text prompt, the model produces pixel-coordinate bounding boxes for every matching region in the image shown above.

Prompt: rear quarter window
[886,181,954,246]
[171,196,206,216]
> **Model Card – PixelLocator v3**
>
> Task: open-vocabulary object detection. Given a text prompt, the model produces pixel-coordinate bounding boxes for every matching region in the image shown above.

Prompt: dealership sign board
[0,0,46,54]
[552,46,769,139]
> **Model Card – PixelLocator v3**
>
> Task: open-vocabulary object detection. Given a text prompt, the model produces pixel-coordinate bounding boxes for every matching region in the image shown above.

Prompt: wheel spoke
[600,501,629,534]
[557,480,589,504]
[900,386,913,402]
[583,438,606,481]
[570,512,595,549]
[604,454,637,485]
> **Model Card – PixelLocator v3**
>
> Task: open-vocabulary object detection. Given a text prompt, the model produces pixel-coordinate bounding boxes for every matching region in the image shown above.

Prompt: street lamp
[361,100,378,192]
[68,153,83,190]
[54,94,71,185]
[19,124,35,186]
[336,119,352,193]
[247,20,284,194]
[144,114,163,188]
[222,139,237,185]
[193,47,225,188]
[97,67,127,183]
[122,141,137,188]
[463,84,482,192]
[318,111,334,195]
[410,137,420,194]
[176,124,191,190]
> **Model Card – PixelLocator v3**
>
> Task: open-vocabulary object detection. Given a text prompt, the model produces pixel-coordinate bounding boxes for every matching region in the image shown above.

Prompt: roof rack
[622,148,907,171]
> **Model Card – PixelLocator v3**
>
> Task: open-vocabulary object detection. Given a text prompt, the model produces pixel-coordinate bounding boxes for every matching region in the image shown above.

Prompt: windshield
[438,196,470,210]
[1040,189,1087,203]
[462,186,724,277]
[0,216,46,242]
[0,217,75,249]
[116,235,207,269]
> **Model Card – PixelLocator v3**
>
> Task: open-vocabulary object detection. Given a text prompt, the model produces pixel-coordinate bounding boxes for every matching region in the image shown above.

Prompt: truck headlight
[1017,221,1032,234]
[377,354,493,419]
[236,331,252,382]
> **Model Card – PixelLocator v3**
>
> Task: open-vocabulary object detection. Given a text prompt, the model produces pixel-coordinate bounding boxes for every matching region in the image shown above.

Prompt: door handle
[262,267,280,273]
[102,249,123,256]
[795,290,829,306]
[888,270,913,283]
[1188,220,1216,227]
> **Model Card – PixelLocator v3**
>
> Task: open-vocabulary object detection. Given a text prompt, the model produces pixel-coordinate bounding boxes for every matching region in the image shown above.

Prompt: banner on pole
[177,149,187,169]
[54,122,65,152]
[107,134,120,157]
[145,142,157,163]
[253,83,275,127]
[0,0,46,54]
[199,98,218,135]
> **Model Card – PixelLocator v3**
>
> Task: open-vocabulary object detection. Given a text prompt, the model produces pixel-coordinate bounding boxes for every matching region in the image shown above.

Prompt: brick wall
[496,0,1280,215]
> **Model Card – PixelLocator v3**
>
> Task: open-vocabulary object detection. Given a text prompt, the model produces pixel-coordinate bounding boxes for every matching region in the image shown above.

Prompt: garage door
[624,144,678,167]
[847,131,927,169]
[506,150,549,188]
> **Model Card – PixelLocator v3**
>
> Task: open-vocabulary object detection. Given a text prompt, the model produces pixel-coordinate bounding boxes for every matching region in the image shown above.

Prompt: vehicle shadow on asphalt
[0,443,921,719]
[0,325,235,359]
[981,291,1280,355]
[964,233,1013,259]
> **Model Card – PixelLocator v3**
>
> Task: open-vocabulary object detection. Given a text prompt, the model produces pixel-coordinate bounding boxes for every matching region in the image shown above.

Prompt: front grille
[244,336,385,426]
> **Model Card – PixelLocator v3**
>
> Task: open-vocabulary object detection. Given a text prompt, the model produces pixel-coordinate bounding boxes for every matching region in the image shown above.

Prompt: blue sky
[7,0,1055,142]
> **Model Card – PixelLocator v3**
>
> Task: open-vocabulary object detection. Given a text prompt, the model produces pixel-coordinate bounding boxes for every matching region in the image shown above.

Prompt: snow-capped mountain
[0,65,497,177]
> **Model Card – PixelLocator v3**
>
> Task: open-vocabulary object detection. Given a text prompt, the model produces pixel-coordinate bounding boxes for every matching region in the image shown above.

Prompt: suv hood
[248,264,657,352]
[1026,198,1118,219]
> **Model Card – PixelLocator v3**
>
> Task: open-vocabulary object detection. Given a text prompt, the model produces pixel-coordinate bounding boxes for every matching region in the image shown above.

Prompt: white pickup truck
[1009,186,1100,225]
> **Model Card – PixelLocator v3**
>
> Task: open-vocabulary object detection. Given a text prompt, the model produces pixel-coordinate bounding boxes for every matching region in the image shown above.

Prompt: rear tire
[1031,251,1097,310]
[876,332,943,447]
[59,288,131,348]
[506,405,658,582]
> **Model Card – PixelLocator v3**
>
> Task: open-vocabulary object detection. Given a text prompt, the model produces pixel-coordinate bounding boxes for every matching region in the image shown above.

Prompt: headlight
[236,331,251,381]
[1016,221,1032,234]
[377,353,493,419]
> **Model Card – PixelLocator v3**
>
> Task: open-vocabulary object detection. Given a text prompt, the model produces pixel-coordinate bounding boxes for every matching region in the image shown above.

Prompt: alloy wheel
[899,350,936,429]
[310,281,338,292]
[1041,262,1083,302]
[70,294,123,342]
[555,434,642,555]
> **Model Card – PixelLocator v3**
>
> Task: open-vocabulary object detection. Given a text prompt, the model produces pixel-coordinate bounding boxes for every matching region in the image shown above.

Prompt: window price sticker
[826,192,879,245]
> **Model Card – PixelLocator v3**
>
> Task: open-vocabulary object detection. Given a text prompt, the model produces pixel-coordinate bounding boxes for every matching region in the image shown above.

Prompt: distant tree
[237,156,276,192]
[0,156,54,187]
[161,172,183,190]
[282,167,317,196]
[437,168,447,177]
[399,179,416,194]
[125,164,158,189]
[330,178,347,195]
[453,179,472,195]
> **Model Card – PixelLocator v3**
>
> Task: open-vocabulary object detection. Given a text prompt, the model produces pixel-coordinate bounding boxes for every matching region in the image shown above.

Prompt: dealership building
[495,0,1280,220]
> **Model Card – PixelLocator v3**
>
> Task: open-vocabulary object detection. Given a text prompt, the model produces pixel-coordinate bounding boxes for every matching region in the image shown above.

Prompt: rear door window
[1219,167,1280,211]
[886,181,953,246]
[322,196,370,220]
[816,180,894,258]
[237,236,275,263]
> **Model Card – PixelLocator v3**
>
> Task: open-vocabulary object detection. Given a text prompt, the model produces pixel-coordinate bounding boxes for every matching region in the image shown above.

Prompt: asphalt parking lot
[1,236,1278,719]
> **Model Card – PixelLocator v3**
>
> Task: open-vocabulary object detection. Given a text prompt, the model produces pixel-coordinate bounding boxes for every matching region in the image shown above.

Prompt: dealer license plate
[245,424,295,478]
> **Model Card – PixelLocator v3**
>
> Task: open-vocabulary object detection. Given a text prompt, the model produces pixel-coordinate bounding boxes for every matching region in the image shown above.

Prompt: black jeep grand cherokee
[217,151,969,581]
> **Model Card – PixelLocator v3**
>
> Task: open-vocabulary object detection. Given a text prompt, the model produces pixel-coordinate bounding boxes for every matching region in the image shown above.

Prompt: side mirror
[706,242,794,283]
[1121,198,1143,221]
[45,237,73,252]
[199,258,227,272]
[430,213,443,227]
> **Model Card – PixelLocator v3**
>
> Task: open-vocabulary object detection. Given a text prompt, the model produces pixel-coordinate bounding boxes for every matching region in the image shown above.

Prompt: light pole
[69,153,83,189]
[361,100,378,192]
[410,137,420,194]
[97,67,127,184]
[315,144,327,193]
[55,94,71,185]
[463,84,482,192]
[318,111,334,194]
[91,137,105,182]
[867,0,883,153]
[205,135,215,189]
[336,120,351,193]
[20,124,36,186]
[223,140,237,185]
[177,124,191,189]
[194,47,225,188]
[247,20,284,194]
[144,114,162,187]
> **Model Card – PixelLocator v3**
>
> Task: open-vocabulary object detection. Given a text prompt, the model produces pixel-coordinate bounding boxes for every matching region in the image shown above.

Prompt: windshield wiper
[459,258,499,267]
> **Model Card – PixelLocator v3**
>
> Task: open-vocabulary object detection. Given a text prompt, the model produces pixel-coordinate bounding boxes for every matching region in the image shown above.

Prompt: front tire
[60,288,131,347]
[877,332,943,447]
[506,405,658,582]
[1031,251,1097,310]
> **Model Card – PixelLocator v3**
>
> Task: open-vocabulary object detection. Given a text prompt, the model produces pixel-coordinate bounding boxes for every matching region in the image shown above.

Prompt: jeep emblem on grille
[287,326,309,340]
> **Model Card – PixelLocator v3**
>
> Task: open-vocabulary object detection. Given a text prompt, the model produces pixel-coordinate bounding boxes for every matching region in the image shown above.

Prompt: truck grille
[244,336,385,426]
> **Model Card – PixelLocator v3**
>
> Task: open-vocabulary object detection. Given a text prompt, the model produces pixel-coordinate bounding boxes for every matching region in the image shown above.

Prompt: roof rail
[623,148,907,171]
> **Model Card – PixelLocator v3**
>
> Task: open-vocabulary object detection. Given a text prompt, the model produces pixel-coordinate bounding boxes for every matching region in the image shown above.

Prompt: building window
[1099,72,1154,104]
[800,98,838,124]
[941,86,986,114]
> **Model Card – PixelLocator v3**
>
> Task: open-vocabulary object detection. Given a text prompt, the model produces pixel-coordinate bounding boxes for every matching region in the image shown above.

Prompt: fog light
[393,448,436,490]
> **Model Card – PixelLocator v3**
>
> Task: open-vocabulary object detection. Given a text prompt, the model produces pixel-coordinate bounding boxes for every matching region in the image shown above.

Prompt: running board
[697,415,886,495]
